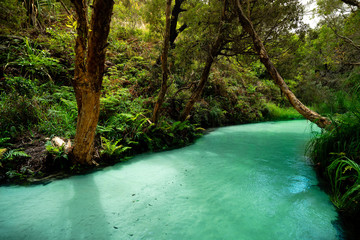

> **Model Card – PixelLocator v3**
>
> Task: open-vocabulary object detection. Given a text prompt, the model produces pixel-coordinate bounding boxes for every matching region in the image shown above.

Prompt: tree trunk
[179,0,227,121]
[232,0,331,129]
[72,91,101,164]
[169,0,187,49]
[155,0,186,66]
[24,0,38,27]
[179,50,216,122]
[71,0,114,164]
[151,0,172,124]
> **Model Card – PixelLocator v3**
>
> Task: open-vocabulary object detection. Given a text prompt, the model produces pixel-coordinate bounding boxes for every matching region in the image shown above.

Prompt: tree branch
[340,0,360,8]
[328,25,360,51]
[57,0,72,16]
[231,0,331,129]
[152,0,172,124]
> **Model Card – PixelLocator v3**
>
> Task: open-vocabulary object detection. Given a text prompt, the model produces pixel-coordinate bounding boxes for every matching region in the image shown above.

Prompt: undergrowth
[0,14,324,184]
[309,71,360,217]
[328,156,360,213]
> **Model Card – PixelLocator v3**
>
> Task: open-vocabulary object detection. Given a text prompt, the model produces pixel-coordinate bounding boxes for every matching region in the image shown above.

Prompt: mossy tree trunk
[152,0,172,124]
[232,0,331,129]
[71,0,114,164]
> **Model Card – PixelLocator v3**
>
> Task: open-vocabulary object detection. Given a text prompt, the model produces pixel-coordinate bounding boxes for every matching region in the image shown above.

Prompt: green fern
[100,137,131,157]
[0,137,11,147]
[1,149,30,161]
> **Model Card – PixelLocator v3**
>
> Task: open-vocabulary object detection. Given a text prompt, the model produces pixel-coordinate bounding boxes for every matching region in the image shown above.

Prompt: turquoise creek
[0,120,342,239]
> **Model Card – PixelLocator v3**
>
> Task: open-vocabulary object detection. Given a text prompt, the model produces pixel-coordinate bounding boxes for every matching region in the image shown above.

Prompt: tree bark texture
[152,0,172,124]
[232,0,331,129]
[71,0,114,164]
[71,0,88,113]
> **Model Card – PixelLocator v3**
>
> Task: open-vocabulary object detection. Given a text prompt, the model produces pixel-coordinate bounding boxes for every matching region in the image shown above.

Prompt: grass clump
[309,114,360,170]
[264,102,303,121]
[327,156,360,213]
[308,83,360,217]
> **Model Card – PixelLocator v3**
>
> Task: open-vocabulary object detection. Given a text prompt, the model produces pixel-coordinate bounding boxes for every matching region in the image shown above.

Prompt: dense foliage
[305,1,360,224]
[0,0,359,228]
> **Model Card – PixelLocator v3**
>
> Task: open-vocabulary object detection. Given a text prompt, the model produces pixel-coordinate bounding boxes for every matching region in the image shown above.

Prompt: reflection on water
[0,120,343,239]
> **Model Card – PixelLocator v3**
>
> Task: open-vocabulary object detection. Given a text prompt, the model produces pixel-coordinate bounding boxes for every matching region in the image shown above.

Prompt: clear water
[0,120,342,240]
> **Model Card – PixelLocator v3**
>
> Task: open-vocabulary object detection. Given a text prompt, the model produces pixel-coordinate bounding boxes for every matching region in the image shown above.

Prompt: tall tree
[169,0,187,48]
[153,0,187,65]
[71,0,114,164]
[179,0,228,121]
[231,0,331,129]
[179,28,224,121]
[174,0,306,121]
[151,0,172,124]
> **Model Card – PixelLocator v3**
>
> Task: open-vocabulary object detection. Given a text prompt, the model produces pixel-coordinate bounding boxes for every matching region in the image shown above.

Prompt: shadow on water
[65,175,110,239]
[0,121,348,240]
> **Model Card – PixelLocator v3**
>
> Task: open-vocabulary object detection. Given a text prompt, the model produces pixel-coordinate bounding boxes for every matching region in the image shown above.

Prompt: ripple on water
[0,120,342,240]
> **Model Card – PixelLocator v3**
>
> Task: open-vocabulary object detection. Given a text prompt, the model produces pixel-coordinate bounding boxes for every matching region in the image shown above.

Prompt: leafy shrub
[146,120,203,151]
[45,140,68,161]
[0,93,42,137]
[44,140,72,171]
[309,105,360,216]
[0,137,11,147]
[190,99,227,127]
[46,24,75,59]
[98,112,152,148]
[0,75,37,97]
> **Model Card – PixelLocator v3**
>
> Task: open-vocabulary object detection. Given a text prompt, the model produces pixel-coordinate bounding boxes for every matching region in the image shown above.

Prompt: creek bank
[0,127,203,185]
[0,120,342,240]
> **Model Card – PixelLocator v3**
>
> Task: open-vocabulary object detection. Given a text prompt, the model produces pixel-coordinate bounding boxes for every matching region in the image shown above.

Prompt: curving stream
[0,120,343,239]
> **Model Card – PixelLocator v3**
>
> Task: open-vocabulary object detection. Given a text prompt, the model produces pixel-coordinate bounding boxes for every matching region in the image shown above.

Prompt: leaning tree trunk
[232,0,331,129]
[179,1,227,121]
[179,45,218,122]
[152,0,172,124]
[71,0,114,164]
